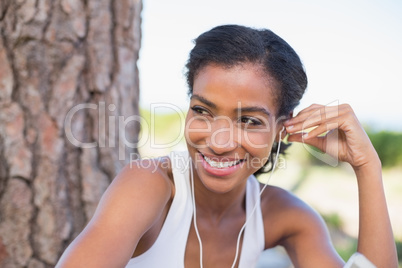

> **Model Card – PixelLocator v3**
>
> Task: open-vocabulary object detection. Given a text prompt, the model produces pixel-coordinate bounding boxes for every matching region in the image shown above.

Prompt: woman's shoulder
[113,155,174,195]
[56,155,177,266]
[259,185,327,247]
[260,184,323,221]
[260,185,310,211]
[126,156,174,179]
[95,155,176,216]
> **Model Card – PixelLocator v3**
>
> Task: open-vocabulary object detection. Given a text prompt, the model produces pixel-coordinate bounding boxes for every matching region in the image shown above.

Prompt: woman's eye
[240,117,262,126]
[191,106,210,115]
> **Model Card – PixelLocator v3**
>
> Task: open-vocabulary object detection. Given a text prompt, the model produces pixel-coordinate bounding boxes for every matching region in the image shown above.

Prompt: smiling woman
[56,25,398,268]
[185,63,279,192]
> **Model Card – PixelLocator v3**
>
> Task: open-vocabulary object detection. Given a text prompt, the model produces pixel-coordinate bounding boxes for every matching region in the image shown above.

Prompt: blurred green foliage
[367,130,402,168]
[140,108,184,131]
[322,212,401,266]
[396,240,402,266]
[337,240,358,263]
[322,213,343,229]
[139,108,185,139]
[304,130,402,168]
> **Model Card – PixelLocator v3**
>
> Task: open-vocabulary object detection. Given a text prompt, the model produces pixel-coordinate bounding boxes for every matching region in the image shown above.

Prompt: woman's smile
[201,152,244,168]
[197,151,246,177]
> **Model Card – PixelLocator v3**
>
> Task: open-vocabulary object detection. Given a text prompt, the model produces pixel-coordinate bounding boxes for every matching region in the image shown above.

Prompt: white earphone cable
[230,128,284,268]
[190,127,285,268]
[190,157,203,267]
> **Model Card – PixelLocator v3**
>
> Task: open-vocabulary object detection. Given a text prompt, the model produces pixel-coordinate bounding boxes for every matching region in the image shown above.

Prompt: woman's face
[185,63,282,194]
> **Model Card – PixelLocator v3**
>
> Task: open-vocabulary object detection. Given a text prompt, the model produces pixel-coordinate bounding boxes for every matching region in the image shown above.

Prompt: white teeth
[203,155,240,169]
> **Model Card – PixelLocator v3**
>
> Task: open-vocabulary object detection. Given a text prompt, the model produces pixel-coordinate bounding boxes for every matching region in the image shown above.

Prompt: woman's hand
[283,103,380,170]
[284,103,398,267]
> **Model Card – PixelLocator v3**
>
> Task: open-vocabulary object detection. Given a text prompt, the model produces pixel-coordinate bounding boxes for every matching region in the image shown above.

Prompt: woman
[57,25,397,267]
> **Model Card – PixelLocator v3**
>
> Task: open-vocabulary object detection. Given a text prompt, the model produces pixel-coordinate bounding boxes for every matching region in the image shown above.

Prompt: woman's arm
[354,160,397,266]
[56,159,173,268]
[284,103,398,267]
[262,186,345,267]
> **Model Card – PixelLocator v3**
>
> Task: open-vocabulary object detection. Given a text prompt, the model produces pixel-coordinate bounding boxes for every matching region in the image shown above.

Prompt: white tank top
[125,151,265,267]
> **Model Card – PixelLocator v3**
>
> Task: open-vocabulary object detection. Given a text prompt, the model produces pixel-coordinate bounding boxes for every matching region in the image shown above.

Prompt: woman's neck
[192,173,248,222]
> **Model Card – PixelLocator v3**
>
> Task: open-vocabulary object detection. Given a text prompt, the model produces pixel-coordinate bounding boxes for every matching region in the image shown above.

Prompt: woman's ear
[288,111,294,119]
[275,111,293,142]
[275,127,286,142]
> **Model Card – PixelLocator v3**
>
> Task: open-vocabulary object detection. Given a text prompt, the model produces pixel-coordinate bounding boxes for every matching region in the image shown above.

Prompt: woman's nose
[207,116,239,154]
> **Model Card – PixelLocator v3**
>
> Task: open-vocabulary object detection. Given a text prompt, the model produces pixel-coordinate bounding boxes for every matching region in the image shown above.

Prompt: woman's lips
[197,152,245,177]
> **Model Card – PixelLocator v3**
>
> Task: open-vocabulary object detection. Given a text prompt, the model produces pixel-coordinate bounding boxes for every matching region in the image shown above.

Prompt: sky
[138,0,402,131]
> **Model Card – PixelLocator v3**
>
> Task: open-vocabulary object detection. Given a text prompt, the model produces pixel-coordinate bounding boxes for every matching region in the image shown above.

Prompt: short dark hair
[185,25,308,175]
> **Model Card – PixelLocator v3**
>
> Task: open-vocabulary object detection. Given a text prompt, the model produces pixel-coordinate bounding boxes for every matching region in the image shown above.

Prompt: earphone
[190,126,286,268]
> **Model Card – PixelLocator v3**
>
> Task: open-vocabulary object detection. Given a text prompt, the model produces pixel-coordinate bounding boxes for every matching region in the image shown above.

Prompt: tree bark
[0,0,142,267]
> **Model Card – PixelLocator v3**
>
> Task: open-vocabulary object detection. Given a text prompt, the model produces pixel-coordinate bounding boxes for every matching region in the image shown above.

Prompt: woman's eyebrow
[191,94,216,108]
[236,106,272,117]
[191,94,271,117]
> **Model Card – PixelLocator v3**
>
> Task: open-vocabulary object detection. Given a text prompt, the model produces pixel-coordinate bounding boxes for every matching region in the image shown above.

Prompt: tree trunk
[0,0,142,267]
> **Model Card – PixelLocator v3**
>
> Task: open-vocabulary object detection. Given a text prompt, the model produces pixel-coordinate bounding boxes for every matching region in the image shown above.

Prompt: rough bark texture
[0,0,142,267]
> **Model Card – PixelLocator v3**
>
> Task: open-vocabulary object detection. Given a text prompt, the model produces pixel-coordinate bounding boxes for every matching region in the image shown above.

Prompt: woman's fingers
[284,103,379,167]
[302,116,347,140]
[284,104,351,134]
[288,132,327,152]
